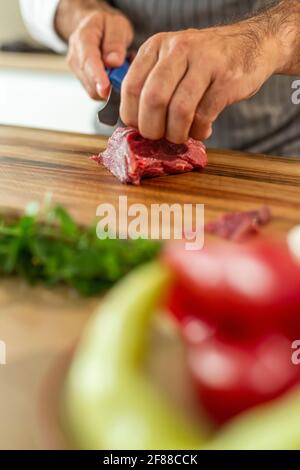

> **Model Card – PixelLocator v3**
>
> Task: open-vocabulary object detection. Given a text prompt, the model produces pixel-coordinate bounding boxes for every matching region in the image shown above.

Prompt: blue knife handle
[106,59,130,92]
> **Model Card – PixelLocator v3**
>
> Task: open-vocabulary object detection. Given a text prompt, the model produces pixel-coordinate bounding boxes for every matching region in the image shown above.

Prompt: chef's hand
[120,24,282,143]
[56,0,133,100]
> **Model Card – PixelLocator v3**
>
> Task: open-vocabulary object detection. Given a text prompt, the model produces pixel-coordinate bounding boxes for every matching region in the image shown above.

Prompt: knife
[98,59,130,127]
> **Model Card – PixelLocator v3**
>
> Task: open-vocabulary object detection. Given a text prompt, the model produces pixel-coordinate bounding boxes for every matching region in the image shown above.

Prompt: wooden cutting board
[1,125,300,235]
[1,124,300,450]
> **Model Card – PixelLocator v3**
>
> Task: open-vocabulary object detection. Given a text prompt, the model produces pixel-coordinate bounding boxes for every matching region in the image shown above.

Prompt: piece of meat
[205,206,272,242]
[92,127,208,185]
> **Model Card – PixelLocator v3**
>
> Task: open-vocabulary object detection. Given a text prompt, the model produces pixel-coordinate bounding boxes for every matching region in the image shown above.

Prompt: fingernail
[204,127,212,140]
[96,83,104,97]
[105,52,120,64]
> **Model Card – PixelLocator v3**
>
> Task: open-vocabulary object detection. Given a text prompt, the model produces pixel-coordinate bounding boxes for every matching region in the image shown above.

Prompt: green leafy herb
[0,206,161,296]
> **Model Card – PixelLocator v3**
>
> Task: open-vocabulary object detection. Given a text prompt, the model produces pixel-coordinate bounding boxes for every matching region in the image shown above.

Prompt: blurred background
[0,1,29,43]
[0,0,111,135]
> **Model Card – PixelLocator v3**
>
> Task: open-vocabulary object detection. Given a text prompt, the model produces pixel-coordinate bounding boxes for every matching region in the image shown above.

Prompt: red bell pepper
[187,327,300,424]
[165,240,300,340]
[164,240,300,424]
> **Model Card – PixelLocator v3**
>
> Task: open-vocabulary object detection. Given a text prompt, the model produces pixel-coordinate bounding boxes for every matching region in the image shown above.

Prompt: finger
[190,121,213,141]
[102,15,133,68]
[76,37,111,99]
[68,47,107,100]
[190,81,226,141]
[74,64,109,101]
[138,52,188,140]
[76,68,100,100]
[68,12,111,100]
[165,65,211,143]
[120,37,160,128]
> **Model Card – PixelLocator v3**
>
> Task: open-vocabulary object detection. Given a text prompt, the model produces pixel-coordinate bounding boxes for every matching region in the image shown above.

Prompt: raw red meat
[92,127,208,185]
[205,206,271,242]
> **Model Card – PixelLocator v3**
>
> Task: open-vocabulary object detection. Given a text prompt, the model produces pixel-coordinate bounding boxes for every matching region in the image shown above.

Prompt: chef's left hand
[120,24,283,143]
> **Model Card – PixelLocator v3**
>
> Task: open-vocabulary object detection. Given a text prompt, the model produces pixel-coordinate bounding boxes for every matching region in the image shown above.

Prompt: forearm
[55,0,109,41]
[274,0,300,74]
[241,0,300,75]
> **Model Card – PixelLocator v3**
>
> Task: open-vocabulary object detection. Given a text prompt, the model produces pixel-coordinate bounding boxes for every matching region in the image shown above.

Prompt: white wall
[0,0,112,135]
[0,0,31,42]
[0,68,112,135]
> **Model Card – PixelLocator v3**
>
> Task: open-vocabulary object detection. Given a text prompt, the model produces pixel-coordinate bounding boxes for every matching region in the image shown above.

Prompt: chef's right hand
[60,1,133,100]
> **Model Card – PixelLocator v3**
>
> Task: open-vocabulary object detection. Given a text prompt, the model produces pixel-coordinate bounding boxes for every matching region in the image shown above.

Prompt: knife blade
[98,60,129,127]
[98,87,123,126]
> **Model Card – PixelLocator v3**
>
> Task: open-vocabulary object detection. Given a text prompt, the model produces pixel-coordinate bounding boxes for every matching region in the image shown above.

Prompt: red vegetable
[165,240,300,339]
[186,326,300,424]
[164,240,300,423]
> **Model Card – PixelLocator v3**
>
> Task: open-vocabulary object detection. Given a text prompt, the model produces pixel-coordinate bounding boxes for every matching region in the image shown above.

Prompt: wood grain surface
[0,52,69,73]
[1,124,300,449]
[1,125,300,235]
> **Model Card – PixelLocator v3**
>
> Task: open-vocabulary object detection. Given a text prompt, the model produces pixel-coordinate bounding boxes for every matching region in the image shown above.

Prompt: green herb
[0,205,161,296]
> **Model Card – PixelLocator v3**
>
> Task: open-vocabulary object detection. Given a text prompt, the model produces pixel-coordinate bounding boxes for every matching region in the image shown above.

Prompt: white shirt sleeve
[19,0,67,53]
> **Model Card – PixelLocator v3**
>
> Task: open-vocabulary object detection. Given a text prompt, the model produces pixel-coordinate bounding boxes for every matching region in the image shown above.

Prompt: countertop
[1,124,300,449]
